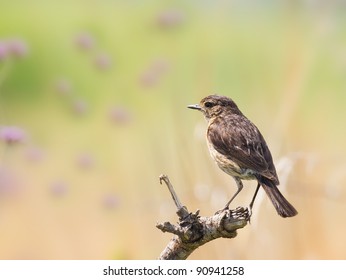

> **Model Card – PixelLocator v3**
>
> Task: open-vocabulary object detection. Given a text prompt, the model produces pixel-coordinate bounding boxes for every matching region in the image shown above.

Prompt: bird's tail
[260,181,298,218]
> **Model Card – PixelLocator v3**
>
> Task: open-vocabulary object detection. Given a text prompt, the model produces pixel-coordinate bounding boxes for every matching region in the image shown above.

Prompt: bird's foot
[246,206,253,223]
[215,206,250,222]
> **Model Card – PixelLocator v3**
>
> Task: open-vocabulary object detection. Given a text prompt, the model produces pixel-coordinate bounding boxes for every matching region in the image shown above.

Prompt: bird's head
[188,95,242,120]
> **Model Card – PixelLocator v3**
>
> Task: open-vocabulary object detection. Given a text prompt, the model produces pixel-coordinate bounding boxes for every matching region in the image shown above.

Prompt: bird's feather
[207,113,279,184]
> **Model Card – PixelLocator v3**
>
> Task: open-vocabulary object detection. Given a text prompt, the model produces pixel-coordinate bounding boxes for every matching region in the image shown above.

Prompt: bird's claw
[246,206,253,223]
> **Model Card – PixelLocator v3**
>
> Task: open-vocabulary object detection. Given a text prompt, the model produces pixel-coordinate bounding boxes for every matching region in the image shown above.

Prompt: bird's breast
[207,140,256,180]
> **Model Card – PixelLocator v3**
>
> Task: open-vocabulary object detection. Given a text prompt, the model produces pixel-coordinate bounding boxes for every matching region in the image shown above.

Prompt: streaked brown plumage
[188,94,297,218]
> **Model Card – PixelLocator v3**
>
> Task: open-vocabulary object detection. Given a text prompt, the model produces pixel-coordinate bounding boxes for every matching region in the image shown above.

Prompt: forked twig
[157,174,249,260]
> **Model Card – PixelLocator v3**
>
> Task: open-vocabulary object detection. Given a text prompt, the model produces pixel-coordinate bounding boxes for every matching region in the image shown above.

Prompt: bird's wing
[207,114,279,183]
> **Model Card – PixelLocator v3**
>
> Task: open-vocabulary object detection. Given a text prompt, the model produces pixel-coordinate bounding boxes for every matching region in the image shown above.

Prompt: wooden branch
[157,174,249,260]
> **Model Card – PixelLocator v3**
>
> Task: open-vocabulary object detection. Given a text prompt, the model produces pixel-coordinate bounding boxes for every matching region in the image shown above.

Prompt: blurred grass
[0,0,346,259]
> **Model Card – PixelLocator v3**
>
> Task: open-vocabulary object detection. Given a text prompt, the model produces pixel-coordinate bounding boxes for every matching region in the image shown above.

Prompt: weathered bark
[157,174,249,260]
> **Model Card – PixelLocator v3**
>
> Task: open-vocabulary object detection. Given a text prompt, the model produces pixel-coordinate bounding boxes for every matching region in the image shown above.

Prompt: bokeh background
[0,0,346,259]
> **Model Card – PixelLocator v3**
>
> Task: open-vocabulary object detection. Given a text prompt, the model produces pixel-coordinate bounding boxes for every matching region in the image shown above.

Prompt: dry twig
[157,174,249,260]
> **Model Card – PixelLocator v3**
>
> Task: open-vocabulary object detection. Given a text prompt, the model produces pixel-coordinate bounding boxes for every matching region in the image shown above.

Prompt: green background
[0,0,345,259]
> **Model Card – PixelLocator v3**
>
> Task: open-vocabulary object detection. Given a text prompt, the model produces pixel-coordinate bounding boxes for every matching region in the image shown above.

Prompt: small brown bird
[188,95,297,218]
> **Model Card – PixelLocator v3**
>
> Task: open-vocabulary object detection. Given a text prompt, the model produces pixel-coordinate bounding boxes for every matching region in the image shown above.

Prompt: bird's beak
[187,104,202,111]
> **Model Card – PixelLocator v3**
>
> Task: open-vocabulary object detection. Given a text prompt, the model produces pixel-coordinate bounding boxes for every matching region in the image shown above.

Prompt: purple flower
[50,181,68,197]
[25,147,45,163]
[72,99,88,115]
[0,126,26,145]
[151,58,170,73]
[156,9,185,29]
[94,53,112,71]
[109,106,132,125]
[139,70,158,88]
[76,152,95,170]
[102,193,120,209]
[0,41,8,61]
[75,32,95,51]
[0,167,19,195]
[7,38,28,58]
[139,58,170,88]
[55,79,72,96]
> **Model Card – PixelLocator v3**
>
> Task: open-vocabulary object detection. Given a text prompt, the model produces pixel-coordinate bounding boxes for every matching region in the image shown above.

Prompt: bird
[188,94,298,218]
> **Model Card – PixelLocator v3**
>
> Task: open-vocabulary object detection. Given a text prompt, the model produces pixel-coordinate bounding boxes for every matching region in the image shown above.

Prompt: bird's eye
[204,102,214,108]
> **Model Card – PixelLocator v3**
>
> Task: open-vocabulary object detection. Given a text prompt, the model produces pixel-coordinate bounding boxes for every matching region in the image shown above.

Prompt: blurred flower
[102,193,120,210]
[139,71,158,87]
[0,167,19,196]
[0,40,8,61]
[24,146,45,163]
[151,58,170,73]
[156,9,185,29]
[72,99,88,115]
[139,58,170,88]
[0,126,26,145]
[94,52,112,71]
[7,38,29,58]
[109,106,132,125]
[76,152,95,170]
[75,32,95,51]
[55,78,72,96]
[50,181,68,197]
